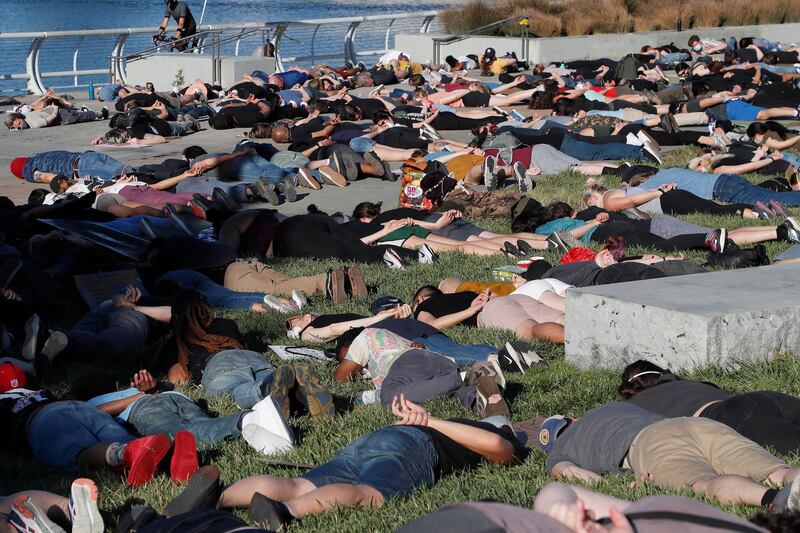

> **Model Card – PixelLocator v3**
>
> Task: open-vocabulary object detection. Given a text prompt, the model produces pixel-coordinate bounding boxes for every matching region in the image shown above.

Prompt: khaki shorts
[477,294,563,332]
[628,417,786,489]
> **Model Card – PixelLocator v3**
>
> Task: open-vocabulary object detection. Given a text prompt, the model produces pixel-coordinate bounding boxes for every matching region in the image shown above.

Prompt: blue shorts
[349,136,377,154]
[302,425,437,500]
[725,100,764,122]
[27,401,135,471]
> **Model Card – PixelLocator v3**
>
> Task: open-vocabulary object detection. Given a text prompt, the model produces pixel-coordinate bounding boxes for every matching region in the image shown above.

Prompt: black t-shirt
[0,389,56,451]
[461,92,491,108]
[411,418,525,478]
[373,317,440,340]
[349,96,388,119]
[370,67,398,86]
[288,118,326,151]
[414,292,479,327]
[626,377,732,417]
[228,82,268,100]
[165,1,197,34]
[129,117,172,139]
[188,318,243,381]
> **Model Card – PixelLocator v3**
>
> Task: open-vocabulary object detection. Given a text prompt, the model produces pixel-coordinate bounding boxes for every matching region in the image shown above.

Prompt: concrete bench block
[564,263,800,371]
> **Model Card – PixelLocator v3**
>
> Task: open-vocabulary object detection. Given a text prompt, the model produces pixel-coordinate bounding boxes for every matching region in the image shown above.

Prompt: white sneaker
[290,290,307,310]
[417,243,438,264]
[243,396,295,454]
[383,249,407,270]
[262,295,296,314]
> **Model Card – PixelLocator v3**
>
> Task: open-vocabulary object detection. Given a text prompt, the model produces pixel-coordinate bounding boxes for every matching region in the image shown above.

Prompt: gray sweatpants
[379,349,476,411]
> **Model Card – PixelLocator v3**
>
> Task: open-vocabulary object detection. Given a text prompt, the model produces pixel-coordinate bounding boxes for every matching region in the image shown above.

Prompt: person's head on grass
[285,313,318,339]
[411,285,442,311]
[617,359,673,399]
[170,289,242,378]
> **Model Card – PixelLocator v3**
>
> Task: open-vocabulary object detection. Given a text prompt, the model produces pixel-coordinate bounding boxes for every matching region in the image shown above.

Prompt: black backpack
[706,244,770,269]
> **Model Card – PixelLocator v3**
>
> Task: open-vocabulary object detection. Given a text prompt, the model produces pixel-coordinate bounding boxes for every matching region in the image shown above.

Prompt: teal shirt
[536,218,595,243]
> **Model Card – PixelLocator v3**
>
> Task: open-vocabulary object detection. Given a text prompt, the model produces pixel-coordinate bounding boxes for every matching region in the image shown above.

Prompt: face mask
[287,326,303,340]
[693,44,703,52]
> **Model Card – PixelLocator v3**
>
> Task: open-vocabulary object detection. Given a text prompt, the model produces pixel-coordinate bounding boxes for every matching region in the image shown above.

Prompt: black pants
[591,220,707,252]
[430,112,502,130]
[659,189,750,216]
[272,214,416,263]
[618,124,706,147]
[703,391,800,454]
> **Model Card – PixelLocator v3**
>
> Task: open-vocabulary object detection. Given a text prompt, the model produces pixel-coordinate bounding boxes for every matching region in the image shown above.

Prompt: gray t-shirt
[625,186,663,213]
[546,402,664,475]
[627,378,732,418]
[164,1,196,33]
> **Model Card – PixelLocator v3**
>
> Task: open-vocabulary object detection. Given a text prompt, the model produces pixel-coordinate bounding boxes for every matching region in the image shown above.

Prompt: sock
[106,442,126,467]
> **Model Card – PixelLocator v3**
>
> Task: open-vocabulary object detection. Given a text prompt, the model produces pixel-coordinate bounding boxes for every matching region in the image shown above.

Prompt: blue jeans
[28,401,135,471]
[560,136,642,161]
[78,151,128,180]
[67,300,150,359]
[168,122,189,137]
[157,270,264,310]
[176,177,250,203]
[413,333,495,366]
[128,393,242,446]
[233,155,297,184]
[714,173,800,207]
[175,103,212,118]
[350,137,377,153]
[302,425,437,500]
[201,349,276,409]
[103,215,172,235]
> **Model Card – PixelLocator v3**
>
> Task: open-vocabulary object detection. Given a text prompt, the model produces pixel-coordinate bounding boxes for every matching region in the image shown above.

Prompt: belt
[72,156,81,178]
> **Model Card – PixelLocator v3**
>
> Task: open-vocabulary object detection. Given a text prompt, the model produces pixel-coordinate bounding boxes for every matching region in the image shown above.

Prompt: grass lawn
[2,142,800,532]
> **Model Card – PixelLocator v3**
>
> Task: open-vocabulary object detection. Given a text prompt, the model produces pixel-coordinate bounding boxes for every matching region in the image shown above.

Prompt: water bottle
[88,82,95,101]
[677,18,682,31]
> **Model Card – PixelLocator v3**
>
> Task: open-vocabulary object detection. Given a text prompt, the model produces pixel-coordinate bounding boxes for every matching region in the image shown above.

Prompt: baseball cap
[10,157,27,180]
[524,259,552,281]
[0,362,27,393]
[370,295,404,315]
[484,47,496,60]
[537,415,570,452]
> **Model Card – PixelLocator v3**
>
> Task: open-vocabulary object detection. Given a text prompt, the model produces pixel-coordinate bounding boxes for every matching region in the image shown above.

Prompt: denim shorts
[349,136,377,153]
[302,425,437,500]
[27,401,135,471]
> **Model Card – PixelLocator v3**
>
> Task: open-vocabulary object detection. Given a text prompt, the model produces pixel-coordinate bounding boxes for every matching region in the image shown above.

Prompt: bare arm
[334,360,364,382]
[302,309,402,342]
[129,134,167,146]
[131,305,172,323]
[392,395,515,464]
[602,187,669,211]
[549,461,603,483]
[713,157,775,174]
[94,393,145,415]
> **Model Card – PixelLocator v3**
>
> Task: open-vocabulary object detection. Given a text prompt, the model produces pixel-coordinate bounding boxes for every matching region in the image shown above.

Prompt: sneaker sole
[294,365,335,420]
[12,496,65,533]
[170,430,199,484]
[328,269,347,303]
[318,166,347,187]
[295,169,321,190]
[363,152,384,177]
[125,435,171,487]
[475,376,510,418]
[346,266,368,298]
[269,365,295,420]
[70,479,103,533]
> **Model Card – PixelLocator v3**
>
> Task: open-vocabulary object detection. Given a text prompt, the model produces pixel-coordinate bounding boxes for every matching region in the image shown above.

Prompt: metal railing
[431,15,531,64]
[0,11,441,95]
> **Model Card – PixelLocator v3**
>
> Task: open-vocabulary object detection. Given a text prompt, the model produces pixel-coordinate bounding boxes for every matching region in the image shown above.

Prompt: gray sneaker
[252,178,279,205]
[483,156,497,191]
[281,176,298,202]
[546,232,570,255]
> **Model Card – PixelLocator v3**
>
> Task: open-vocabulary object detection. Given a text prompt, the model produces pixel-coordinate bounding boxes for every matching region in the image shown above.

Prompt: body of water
[0,0,450,93]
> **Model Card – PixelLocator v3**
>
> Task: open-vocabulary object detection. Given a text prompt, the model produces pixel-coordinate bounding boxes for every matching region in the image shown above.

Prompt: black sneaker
[495,347,524,373]
[189,194,216,219]
[212,188,240,211]
[545,232,570,255]
[516,239,537,257]
[165,204,194,236]
[164,465,222,516]
[281,176,298,202]
[248,493,293,531]
[252,178,280,205]
[513,162,534,193]
[508,340,544,367]
[101,107,109,119]
[503,241,524,258]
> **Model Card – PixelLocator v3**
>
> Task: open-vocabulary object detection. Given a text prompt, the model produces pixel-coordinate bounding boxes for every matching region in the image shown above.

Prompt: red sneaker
[170,430,199,484]
[123,434,170,487]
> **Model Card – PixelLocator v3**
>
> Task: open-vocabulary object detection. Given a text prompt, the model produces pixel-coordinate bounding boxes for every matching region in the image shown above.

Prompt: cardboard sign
[73,269,146,310]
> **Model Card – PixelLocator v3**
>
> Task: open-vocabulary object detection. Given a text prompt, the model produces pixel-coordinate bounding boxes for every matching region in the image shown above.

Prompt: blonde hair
[687,153,726,170]
[581,178,608,206]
